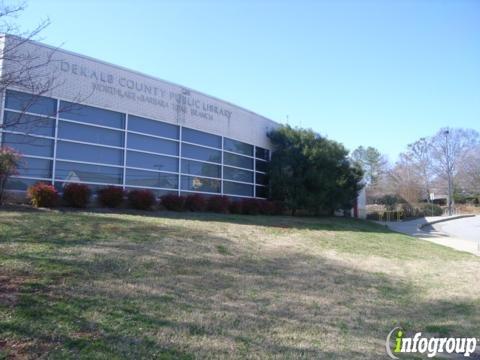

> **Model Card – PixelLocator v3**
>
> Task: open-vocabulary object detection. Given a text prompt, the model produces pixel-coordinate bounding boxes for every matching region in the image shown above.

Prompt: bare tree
[388,153,423,205]
[456,144,480,196]
[0,2,57,120]
[430,128,479,215]
[404,137,434,202]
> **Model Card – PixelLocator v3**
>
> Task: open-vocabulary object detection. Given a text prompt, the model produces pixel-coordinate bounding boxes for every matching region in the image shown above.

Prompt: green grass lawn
[0,208,479,359]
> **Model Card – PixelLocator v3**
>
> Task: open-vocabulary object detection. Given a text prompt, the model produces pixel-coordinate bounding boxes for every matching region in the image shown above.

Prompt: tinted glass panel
[223,166,253,183]
[57,141,123,165]
[58,121,124,147]
[181,159,220,178]
[224,152,253,169]
[127,151,178,172]
[182,128,221,148]
[223,181,253,197]
[18,157,52,178]
[255,159,267,172]
[182,143,221,163]
[2,133,53,157]
[256,186,268,198]
[127,133,178,155]
[59,101,125,129]
[128,115,179,139]
[224,138,253,156]
[5,90,57,116]
[255,172,268,185]
[54,182,100,193]
[6,177,48,191]
[126,169,178,189]
[3,111,55,137]
[127,187,175,197]
[55,161,123,184]
[181,175,220,193]
[255,147,270,160]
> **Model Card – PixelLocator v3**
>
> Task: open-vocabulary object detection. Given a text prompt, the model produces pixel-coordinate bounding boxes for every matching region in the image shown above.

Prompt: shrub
[258,200,279,215]
[63,183,91,208]
[27,182,59,208]
[270,200,286,215]
[229,200,243,214]
[128,189,156,210]
[207,195,230,213]
[241,198,261,215]
[0,146,21,205]
[161,194,186,211]
[419,203,443,216]
[184,194,207,212]
[97,186,124,208]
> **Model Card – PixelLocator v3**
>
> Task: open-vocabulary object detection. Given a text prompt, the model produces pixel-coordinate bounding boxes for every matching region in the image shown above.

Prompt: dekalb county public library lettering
[0,36,279,199]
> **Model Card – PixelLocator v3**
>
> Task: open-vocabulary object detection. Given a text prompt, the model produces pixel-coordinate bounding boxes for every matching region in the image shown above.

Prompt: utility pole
[444,130,453,216]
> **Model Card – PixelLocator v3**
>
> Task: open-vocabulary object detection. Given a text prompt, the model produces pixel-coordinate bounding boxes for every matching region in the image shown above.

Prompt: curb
[419,214,476,229]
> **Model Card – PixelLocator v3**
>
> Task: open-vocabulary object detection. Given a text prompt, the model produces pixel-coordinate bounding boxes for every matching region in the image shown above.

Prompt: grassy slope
[0,209,479,359]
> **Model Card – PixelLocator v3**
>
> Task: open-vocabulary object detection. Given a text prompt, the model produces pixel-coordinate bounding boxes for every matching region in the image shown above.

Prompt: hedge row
[26,182,284,215]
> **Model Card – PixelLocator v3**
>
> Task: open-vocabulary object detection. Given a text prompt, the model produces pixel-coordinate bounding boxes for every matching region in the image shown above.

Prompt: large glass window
[58,121,124,147]
[182,143,221,163]
[181,175,220,193]
[255,147,270,161]
[5,90,57,116]
[128,115,179,139]
[182,159,220,178]
[6,178,48,191]
[182,127,221,148]
[3,111,55,137]
[125,169,178,189]
[255,159,267,172]
[17,157,52,178]
[55,161,123,184]
[127,133,178,155]
[223,166,253,183]
[59,101,125,129]
[126,151,178,172]
[255,172,268,185]
[1,133,54,157]
[56,141,123,166]
[224,138,253,156]
[224,152,253,170]
[223,181,253,197]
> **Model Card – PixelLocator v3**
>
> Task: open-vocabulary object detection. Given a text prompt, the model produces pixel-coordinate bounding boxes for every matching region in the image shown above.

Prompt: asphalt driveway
[378,215,480,256]
[431,215,480,243]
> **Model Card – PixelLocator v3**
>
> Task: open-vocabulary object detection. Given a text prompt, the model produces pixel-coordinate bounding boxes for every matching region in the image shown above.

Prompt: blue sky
[18,0,480,161]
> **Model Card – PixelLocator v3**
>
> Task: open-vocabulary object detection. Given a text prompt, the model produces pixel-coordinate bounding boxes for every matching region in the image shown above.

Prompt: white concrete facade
[1,35,279,149]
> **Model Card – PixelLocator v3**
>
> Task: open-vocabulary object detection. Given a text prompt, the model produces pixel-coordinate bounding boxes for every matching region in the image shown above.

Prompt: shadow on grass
[2,203,396,234]
[1,208,479,358]
[1,225,479,358]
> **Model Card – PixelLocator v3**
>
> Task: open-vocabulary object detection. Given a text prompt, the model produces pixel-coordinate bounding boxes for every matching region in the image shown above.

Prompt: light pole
[444,130,453,216]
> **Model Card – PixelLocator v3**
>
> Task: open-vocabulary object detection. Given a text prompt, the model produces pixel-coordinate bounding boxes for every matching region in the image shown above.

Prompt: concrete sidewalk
[374,216,480,256]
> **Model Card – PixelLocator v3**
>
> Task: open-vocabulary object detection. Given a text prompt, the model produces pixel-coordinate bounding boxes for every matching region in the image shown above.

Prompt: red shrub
[229,200,243,214]
[270,200,286,215]
[97,186,124,208]
[128,189,156,210]
[184,194,207,212]
[160,194,186,211]
[256,200,275,215]
[27,182,59,208]
[207,195,230,213]
[63,183,91,208]
[240,198,261,215]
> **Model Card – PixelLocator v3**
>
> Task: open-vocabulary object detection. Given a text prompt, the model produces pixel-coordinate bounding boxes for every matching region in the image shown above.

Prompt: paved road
[432,215,480,243]
[377,216,480,255]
